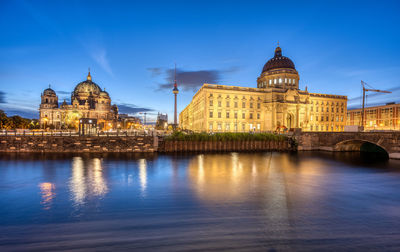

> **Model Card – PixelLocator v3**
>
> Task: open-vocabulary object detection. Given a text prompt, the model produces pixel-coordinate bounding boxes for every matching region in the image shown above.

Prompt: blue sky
[0,0,399,122]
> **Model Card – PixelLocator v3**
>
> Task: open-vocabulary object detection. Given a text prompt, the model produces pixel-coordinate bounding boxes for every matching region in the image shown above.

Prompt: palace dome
[262,46,295,73]
[73,71,101,96]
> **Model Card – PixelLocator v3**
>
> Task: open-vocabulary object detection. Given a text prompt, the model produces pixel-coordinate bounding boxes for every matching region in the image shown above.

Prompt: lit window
[217,123,222,130]
[274,79,277,84]
[311,115,313,121]
[289,79,291,84]
[257,124,260,130]
[285,78,287,83]
[292,79,296,84]
[269,79,272,85]
[209,123,213,130]
[279,78,282,83]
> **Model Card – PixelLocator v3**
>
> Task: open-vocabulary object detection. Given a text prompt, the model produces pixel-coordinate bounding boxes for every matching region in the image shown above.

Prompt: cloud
[56,90,70,95]
[117,103,154,115]
[0,91,6,103]
[151,68,228,92]
[90,47,113,76]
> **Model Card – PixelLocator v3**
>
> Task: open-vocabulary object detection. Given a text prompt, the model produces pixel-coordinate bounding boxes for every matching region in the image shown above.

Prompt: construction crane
[139,112,159,125]
[360,80,391,128]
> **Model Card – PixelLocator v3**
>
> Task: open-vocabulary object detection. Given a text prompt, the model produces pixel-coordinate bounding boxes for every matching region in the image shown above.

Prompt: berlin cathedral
[39,71,118,130]
[180,45,348,132]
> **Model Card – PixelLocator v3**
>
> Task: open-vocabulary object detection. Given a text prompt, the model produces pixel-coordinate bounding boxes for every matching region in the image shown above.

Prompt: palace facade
[39,71,118,129]
[347,103,400,131]
[180,46,347,132]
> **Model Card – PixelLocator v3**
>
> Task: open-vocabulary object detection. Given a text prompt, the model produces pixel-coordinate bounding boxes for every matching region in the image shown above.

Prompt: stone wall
[158,139,290,152]
[0,136,155,153]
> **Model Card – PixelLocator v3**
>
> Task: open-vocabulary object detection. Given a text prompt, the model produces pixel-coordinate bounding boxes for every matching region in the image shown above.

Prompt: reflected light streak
[39,182,56,210]
[69,157,86,206]
[91,158,108,197]
[138,159,147,196]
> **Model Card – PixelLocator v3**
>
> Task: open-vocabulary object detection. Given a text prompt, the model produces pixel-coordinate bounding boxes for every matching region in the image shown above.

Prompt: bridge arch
[334,139,389,158]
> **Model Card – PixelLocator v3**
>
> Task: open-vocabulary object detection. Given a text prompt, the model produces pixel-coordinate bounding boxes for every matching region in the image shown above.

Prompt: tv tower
[172,64,179,128]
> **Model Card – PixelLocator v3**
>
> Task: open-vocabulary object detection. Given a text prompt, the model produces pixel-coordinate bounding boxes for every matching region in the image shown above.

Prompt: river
[0,152,400,251]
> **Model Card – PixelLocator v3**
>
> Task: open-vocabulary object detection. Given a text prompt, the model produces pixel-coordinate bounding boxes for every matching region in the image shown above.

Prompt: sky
[0,0,399,122]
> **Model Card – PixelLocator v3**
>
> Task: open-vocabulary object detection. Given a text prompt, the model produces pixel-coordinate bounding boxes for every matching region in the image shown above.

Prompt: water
[1,152,400,251]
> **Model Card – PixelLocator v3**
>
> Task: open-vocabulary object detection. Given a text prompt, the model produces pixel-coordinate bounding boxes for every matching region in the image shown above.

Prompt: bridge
[296,132,400,159]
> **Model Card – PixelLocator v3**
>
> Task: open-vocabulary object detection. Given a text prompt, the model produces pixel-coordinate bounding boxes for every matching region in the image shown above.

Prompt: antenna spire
[87,67,92,81]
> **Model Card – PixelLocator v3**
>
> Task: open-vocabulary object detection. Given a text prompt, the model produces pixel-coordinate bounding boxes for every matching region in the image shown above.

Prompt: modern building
[347,102,400,131]
[39,71,119,130]
[180,45,347,132]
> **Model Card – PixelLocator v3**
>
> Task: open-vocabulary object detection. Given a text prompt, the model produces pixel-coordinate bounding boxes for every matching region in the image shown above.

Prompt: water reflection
[69,157,108,207]
[39,182,56,210]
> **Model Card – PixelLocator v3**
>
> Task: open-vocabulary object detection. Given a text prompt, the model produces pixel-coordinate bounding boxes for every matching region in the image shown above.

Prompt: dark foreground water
[1,152,400,251]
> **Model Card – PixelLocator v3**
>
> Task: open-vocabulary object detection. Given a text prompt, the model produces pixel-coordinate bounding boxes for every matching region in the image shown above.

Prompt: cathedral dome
[43,87,56,96]
[73,71,101,96]
[262,46,295,73]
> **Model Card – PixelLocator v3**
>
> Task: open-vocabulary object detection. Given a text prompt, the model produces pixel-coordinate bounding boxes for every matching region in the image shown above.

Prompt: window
[226,124,230,131]
[257,113,260,119]
[341,108,344,113]
[234,102,238,108]
[274,79,277,84]
[336,108,339,113]
[331,107,334,112]
[336,116,339,122]
[341,116,343,122]
[218,101,221,107]
[209,100,213,106]
[234,112,238,119]
[316,107,319,112]
[209,123,213,131]
[250,113,253,119]
[249,123,253,130]
[226,101,230,107]
[257,124,260,130]
[250,103,253,108]
[218,112,221,118]
[279,78,282,84]
[321,116,324,122]
[234,123,238,131]
[310,125,313,131]
[242,124,245,131]
[285,78,287,83]
[242,113,245,119]
[321,107,324,112]
[292,79,296,84]
[326,116,329,121]
[316,125,319,131]
[242,102,245,108]
[316,116,319,121]
[209,111,213,118]
[289,79,291,84]
[226,112,230,118]
[217,123,222,131]
[311,115,313,121]
[257,103,260,109]
[269,79,272,85]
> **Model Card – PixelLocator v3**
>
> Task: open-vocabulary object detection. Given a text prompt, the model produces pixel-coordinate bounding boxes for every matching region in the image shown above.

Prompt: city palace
[180,45,348,132]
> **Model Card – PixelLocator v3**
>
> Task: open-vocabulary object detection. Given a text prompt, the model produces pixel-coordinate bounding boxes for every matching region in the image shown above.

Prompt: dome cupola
[261,46,295,73]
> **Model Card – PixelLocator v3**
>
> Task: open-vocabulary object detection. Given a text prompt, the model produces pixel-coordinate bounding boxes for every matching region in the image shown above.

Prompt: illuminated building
[180,45,347,132]
[347,102,400,130]
[39,70,118,130]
